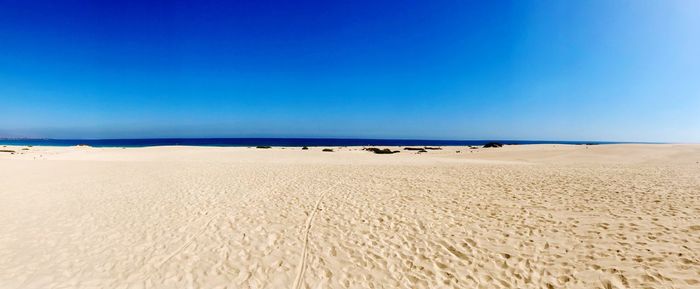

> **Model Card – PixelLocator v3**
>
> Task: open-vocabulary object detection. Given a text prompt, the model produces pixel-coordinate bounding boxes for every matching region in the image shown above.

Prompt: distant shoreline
[0,138,639,148]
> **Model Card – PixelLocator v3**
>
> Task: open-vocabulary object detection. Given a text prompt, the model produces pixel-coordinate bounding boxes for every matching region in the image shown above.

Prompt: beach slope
[1,144,699,288]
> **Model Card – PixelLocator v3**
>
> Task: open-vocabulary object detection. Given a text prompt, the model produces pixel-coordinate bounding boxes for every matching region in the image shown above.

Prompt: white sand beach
[1,144,699,289]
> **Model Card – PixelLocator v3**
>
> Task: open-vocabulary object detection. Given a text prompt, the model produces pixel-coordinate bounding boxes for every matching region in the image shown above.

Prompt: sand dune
[1,144,699,288]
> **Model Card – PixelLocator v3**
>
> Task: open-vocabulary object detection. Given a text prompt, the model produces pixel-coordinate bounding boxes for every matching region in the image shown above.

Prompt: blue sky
[1,0,698,142]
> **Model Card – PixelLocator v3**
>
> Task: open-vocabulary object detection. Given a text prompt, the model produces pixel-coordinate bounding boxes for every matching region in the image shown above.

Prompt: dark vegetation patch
[256,146,272,149]
[0,150,15,153]
[322,148,334,152]
[423,147,442,150]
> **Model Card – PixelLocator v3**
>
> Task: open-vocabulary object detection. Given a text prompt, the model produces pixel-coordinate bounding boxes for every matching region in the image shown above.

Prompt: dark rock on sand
[302,146,309,150]
[322,148,334,152]
[0,150,16,153]
[404,147,424,151]
[364,147,400,154]
[405,147,428,153]
[423,147,442,150]
[256,146,272,149]
[483,142,504,148]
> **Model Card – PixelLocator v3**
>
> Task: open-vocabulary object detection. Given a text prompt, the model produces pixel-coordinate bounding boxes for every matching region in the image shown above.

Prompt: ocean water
[0,138,619,148]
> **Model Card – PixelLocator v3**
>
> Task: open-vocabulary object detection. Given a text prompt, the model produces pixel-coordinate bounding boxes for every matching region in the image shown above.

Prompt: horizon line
[0,136,665,144]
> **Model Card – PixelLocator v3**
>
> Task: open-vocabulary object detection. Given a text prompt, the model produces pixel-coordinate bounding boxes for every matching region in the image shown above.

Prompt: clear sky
[1,1,698,142]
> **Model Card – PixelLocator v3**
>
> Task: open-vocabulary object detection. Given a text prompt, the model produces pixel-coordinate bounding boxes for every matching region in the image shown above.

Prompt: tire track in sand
[291,183,338,289]
[155,215,218,268]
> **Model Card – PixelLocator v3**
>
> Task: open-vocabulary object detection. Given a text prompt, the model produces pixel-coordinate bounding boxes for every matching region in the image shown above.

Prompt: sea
[0,138,620,148]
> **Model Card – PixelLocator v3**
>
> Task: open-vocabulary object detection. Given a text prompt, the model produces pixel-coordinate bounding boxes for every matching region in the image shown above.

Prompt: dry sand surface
[1,144,699,289]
